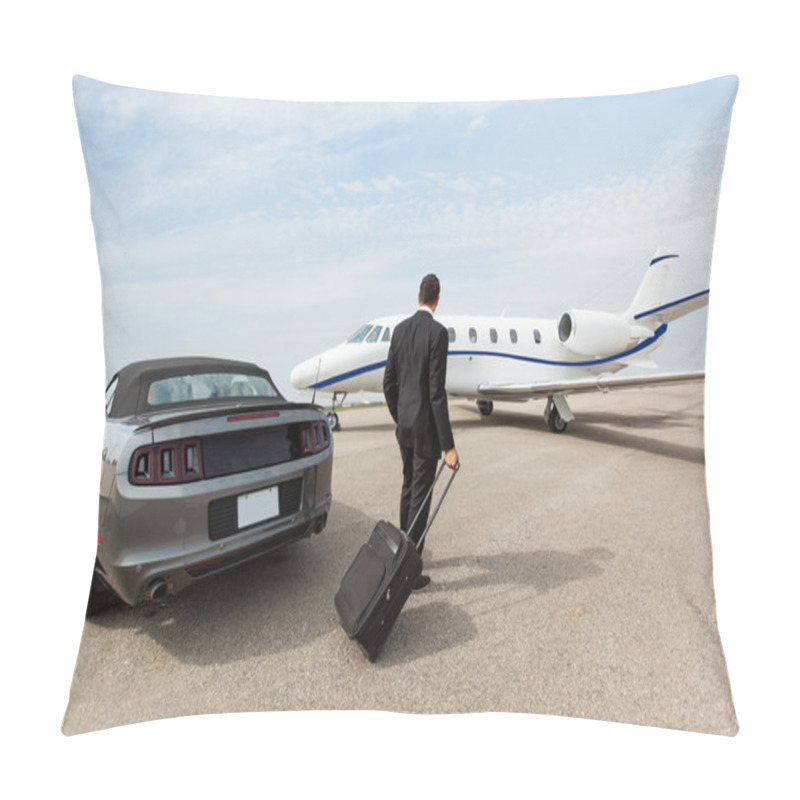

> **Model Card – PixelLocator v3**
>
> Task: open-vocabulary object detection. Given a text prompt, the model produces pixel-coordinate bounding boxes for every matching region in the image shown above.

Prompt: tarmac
[62,383,738,736]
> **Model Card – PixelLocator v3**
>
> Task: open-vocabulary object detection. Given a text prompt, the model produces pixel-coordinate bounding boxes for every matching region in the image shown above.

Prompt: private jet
[290,252,709,433]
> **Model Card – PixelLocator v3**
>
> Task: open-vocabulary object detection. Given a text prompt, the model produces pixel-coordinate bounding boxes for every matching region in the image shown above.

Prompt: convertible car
[89,356,333,614]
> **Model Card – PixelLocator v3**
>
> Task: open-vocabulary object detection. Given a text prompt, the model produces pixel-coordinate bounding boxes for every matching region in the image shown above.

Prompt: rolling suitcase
[334,461,459,661]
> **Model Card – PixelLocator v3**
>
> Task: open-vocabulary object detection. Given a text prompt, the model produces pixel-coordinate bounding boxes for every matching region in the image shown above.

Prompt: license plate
[237,485,279,529]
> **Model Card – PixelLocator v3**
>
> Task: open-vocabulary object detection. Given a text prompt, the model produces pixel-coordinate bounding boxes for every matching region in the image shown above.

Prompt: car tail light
[158,444,179,483]
[131,449,153,483]
[183,440,202,479]
[129,438,204,485]
[300,421,331,456]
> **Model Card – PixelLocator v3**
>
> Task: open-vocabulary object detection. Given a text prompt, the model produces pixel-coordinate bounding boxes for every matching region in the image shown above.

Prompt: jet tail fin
[624,251,709,329]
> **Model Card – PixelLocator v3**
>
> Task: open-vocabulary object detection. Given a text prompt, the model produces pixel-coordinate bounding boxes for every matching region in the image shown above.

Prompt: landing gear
[325,392,346,431]
[544,395,573,434]
[477,399,494,416]
[546,405,568,433]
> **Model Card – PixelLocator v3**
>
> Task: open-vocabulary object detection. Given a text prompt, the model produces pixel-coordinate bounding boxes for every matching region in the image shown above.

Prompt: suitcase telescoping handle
[408,460,460,552]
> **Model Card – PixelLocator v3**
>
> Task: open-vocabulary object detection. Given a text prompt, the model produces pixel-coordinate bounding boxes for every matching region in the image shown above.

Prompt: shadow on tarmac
[371,546,615,666]
[85,501,377,665]
[453,403,705,465]
[332,399,704,464]
[85,497,614,670]
[426,547,614,595]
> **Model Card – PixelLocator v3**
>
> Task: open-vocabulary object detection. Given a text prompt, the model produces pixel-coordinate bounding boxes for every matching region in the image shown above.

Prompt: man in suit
[383,274,459,590]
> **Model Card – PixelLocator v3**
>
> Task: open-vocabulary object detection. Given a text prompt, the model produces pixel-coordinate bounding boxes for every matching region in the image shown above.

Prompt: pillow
[65,75,738,736]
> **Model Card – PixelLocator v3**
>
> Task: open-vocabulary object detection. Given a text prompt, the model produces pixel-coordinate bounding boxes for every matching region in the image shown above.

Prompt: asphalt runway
[62,383,737,736]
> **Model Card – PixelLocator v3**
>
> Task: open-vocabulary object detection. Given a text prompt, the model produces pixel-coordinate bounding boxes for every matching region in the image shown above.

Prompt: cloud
[76,76,733,386]
[466,115,488,134]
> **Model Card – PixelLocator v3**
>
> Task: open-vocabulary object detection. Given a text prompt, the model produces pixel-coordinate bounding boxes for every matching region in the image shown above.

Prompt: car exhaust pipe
[314,513,327,534]
[144,578,168,602]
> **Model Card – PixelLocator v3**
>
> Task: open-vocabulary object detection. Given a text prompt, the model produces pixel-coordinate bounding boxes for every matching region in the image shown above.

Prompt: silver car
[89,357,333,614]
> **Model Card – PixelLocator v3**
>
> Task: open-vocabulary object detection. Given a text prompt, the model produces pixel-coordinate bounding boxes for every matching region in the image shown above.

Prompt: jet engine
[558,310,652,357]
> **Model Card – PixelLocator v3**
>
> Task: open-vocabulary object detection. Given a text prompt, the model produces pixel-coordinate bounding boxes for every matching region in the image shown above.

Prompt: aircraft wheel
[477,400,494,416]
[546,406,568,434]
[327,411,340,432]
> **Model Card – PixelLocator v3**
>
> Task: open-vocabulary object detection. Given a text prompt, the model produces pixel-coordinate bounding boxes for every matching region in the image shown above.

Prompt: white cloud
[466,115,488,134]
[78,76,733,388]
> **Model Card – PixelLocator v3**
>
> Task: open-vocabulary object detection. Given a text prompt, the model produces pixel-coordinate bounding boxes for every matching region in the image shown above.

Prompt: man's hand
[444,447,459,469]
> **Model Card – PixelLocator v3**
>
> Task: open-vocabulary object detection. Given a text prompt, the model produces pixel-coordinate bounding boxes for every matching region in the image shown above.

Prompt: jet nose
[290,356,321,391]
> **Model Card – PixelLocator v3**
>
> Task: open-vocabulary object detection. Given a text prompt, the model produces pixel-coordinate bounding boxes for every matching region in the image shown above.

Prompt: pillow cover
[65,75,738,736]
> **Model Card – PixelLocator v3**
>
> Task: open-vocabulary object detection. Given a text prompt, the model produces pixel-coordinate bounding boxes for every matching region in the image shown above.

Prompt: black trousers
[399,445,438,555]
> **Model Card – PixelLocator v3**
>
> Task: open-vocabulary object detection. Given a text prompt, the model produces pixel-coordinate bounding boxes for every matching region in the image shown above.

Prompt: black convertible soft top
[107,357,286,418]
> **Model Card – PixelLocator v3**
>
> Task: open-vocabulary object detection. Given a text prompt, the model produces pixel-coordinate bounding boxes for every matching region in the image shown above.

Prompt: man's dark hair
[419,274,441,306]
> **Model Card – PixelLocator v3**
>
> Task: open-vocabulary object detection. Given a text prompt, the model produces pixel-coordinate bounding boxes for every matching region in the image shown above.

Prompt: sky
[73,75,737,401]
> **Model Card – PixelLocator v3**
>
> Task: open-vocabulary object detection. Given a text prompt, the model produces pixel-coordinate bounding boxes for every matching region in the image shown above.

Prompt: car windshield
[147,372,280,406]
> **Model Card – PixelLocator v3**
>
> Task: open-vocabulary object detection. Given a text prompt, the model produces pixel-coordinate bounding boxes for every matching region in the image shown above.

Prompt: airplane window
[347,324,372,343]
[448,328,456,343]
[382,327,391,342]
[366,326,383,343]
[469,328,477,344]
[534,329,541,344]
[490,328,498,344]
[510,329,518,344]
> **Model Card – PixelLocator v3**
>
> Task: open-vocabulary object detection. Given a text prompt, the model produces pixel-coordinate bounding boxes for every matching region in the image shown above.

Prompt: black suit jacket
[383,309,455,460]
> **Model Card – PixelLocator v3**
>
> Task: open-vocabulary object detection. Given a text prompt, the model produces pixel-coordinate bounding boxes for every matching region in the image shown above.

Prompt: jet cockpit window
[382,327,391,342]
[347,324,373,343]
[366,326,383,343]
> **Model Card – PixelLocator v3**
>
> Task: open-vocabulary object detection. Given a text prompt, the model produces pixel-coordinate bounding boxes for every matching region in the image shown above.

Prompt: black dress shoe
[413,574,431,590]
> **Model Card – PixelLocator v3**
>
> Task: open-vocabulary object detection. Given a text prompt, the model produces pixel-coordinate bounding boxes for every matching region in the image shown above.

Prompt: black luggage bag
[334,461,459,661]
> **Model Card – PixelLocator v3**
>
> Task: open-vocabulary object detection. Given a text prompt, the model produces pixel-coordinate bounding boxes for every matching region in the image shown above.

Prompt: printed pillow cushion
[65,75,738,736]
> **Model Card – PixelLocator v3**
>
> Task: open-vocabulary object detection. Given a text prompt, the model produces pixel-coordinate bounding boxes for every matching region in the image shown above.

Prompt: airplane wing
[476,370,705,400]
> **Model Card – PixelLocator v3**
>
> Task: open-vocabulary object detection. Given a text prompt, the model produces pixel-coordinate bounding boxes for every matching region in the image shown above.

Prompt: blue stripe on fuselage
[310,360,388,390]
[307,324,668,390]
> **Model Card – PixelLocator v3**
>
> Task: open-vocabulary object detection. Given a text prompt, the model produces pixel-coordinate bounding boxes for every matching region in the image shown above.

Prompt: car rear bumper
[97,456,332,606]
